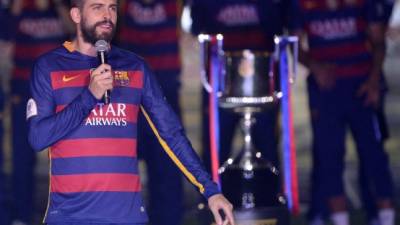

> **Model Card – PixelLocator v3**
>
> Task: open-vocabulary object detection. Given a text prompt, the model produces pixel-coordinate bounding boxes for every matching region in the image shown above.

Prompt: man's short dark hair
[70,0,119,9]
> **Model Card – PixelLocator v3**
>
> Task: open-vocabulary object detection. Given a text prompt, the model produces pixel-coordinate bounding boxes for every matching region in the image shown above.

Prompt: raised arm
[28,60,113,151]
[27,60,97,151]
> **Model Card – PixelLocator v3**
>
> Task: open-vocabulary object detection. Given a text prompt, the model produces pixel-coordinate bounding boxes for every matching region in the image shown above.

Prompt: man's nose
[103,8,112,20]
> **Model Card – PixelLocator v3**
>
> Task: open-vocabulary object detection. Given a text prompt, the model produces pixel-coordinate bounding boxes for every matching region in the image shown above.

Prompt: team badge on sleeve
[26,98,38,120]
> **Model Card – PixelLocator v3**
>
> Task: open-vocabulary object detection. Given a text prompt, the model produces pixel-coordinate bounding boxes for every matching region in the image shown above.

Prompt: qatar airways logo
[19,18,65,38]
[128,2,167,25]
[85,103,128,127]
[217,5,259,26]
[309,17,357,40]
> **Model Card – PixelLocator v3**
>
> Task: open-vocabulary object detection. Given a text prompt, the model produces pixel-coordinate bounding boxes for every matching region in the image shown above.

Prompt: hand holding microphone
[88,40,112,104]
[88,64,113,101]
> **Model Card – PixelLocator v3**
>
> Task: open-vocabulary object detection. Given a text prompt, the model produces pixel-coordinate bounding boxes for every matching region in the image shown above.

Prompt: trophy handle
[274,36,299,83]
[200,70,213,93]
[198,34,224,93]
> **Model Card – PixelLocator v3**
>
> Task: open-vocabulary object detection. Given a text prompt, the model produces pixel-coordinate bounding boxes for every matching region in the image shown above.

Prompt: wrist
[81,88,99,112]
[88,86,102,100]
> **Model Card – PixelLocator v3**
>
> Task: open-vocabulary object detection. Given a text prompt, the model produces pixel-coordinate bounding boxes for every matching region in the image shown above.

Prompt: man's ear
[70,7,81,24]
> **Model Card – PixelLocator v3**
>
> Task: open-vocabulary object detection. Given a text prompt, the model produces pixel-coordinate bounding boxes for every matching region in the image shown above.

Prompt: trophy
[199,34,298,224]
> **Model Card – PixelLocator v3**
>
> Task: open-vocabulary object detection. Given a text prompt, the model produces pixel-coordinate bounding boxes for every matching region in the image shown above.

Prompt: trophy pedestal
[232,207,290,225]
[216,109,289,225]
[219,109,285,208]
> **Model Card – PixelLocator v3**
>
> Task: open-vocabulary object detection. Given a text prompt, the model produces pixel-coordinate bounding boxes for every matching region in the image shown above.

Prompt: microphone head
[95,40,109,52]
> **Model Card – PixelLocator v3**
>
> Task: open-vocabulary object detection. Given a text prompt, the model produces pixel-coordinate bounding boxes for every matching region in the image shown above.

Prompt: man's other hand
[357,76,380,108]
[309,61,336,90]
[208,194,235,225]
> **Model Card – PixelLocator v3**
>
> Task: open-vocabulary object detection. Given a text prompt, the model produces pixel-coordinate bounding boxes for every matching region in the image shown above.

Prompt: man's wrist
[204,185,221,200]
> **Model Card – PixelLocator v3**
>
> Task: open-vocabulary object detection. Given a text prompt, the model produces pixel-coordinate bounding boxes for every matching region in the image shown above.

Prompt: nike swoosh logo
[62,74,80,82]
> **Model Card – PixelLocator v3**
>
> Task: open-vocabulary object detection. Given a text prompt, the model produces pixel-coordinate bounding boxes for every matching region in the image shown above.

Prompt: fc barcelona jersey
[291,0,387,78]
[191,0,288,52]
[117,0,181,80]
[28,42,219,223]
[13,6,68,81]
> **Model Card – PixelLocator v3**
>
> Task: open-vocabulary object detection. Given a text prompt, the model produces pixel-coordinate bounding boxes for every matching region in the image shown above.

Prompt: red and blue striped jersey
[13,6,68,81]
[291,0,386,78]
[190,0,287,52]
[117,0,181,79]
[28,42,219,223]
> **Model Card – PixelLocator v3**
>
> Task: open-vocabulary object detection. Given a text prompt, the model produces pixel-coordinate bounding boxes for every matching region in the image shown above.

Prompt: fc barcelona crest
[114,71,130,86]
[238,50,255,78]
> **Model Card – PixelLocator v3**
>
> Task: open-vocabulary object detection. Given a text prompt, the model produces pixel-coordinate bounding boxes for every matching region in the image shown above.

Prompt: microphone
[95,40,111,104]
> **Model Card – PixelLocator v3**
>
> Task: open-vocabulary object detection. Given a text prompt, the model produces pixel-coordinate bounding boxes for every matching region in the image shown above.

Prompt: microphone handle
[98,51,111,104]
[104,90,111,105]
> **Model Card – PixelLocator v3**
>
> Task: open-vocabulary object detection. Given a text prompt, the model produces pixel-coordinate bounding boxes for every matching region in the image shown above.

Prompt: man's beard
[81,18,115,45]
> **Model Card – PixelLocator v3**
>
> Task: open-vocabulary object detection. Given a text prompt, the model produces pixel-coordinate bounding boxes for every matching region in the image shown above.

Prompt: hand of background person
[309,61,337,90]
[357,76,380,108]
[208,194,235,225]
[88,64,113,100]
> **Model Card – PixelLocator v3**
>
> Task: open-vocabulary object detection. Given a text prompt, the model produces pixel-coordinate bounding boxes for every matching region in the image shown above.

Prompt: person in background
[0,2,13,225]
[357,2,394,225]
[291,0,395,225]
[26,0,235,224]
[302,1,395,225]
[9,0,73,224]
[116,1,184,224]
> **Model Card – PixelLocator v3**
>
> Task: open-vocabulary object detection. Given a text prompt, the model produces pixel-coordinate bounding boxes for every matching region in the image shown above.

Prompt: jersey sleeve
[140,62,220,199]
[28,57,98,151]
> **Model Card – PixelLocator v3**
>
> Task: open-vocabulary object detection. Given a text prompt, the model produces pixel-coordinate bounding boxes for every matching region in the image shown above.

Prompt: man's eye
[110,6,117,11]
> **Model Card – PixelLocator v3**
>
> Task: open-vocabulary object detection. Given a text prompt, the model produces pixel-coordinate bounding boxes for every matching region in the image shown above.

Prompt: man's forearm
[368,23,386,81]
[369,39,385,81]
[28,89,97,151]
